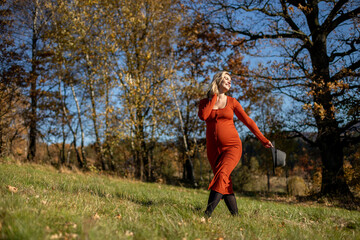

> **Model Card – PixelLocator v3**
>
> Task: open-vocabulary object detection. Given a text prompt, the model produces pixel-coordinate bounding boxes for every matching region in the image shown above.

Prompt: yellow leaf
[125,230,134,236]
[200,217,211,223]
[7,185,18,193]
[65,233,78,239]
[50,233,62,239]
[92,213,100,220]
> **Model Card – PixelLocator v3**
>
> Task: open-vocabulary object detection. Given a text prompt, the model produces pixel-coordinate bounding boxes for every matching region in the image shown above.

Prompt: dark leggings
[205,190,238,217]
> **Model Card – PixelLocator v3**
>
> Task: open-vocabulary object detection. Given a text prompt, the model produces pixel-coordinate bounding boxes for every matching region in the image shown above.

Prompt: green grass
[0,162,359,240]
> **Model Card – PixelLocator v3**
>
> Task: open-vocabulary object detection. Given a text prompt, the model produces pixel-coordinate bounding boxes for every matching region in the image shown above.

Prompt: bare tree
[10,0,56,161]
[202,0,360,197]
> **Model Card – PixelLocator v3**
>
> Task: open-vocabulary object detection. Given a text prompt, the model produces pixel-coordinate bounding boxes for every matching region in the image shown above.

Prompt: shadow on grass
[114,192,155,207]
[297,193,360,211]
[236,190,360,211]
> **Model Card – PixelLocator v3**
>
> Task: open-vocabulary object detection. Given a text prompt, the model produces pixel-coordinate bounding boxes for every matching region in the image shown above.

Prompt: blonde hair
[207,71,230,98]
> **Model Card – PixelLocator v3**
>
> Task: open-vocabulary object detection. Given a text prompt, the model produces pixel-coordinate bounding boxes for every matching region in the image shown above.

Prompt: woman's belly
[206,121,241,148]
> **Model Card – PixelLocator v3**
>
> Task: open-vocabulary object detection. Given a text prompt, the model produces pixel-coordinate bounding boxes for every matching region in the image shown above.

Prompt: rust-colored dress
[198,94,270,195]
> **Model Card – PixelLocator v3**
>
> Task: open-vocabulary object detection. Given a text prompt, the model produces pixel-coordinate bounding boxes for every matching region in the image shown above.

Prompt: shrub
[287,176,308,196]
[310,169,322,194]
[344,161,360,196]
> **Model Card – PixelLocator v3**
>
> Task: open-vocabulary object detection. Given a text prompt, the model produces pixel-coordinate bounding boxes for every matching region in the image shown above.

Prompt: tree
[0,0,25,156]
[106,0,183,181]
[203,0,360,197]
[9,0,58,162]
[48,0,113,170]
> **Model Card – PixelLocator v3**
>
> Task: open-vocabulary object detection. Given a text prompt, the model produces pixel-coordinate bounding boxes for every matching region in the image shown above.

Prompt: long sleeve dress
[198,94,270,195]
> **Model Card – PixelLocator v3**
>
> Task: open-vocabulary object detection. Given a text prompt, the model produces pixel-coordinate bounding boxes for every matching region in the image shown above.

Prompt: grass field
[1,161,359,240]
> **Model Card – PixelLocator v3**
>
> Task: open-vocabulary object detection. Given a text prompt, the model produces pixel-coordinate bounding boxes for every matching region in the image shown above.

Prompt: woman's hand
[264,141,274,148]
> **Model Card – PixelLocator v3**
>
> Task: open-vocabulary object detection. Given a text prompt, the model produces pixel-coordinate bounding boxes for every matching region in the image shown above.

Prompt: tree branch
[280,0,302,33]
[329,38,360,62]
[240,73,308,81]
[288,129,317,147]
[326,6,360,35]
[322,0,348,30]
[208,0,281,17]
[212,21,308,41]
[331,59,360,81]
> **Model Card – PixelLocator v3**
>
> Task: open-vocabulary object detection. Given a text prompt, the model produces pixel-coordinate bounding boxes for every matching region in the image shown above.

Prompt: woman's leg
[223,193,238,216]
[204,190,223,217]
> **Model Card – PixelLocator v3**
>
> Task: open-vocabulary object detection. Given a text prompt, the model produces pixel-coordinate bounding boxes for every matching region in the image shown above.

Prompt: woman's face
[219,74,231,93]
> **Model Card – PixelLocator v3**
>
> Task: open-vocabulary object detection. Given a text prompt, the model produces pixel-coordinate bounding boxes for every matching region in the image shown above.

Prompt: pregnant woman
[198,71,273,217]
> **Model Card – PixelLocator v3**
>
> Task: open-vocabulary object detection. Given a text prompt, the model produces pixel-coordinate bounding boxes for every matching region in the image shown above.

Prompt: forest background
[1,0,359,202]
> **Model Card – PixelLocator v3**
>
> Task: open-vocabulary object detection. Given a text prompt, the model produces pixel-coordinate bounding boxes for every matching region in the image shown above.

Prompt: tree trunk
[104,81,114,170]
[267,169,271,192]
[61,116,66,165]
[66,142,73,166]
[27,75,37,162]
[310,31,353,198]
[88,79,108,171]
[318,132,352,196]
[194,137,203,181]
[135,117,148,181]
[149,114,157,181]
[0,125,3,156]
[70,83,87,168]
[60,80,83,168]
[27,2,39,162]
[170,81,196,185]
[85,52,107,171]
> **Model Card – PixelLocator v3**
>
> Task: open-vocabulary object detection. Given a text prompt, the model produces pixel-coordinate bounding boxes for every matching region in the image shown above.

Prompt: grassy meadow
[0,160,359,240]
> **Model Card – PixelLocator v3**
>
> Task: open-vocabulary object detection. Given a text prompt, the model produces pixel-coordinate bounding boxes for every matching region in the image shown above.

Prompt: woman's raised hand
[264,141,274,148]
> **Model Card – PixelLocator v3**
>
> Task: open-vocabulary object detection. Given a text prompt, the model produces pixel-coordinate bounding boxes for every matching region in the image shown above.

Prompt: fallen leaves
[50,233,62,239]
[125,230,134,236]
[177,220,187,226]
[7,185,18,193]
[65,222,77,229]
[92,213,100,220]
[200,217,211,223]
[50,232,78,240]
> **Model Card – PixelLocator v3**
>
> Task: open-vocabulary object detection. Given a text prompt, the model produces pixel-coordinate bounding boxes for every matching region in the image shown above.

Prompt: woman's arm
[233,98,271,147]
[198,94,217,121]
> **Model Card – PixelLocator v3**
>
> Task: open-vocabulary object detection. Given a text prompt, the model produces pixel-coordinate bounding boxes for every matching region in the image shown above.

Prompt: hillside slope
[1,162,359,240]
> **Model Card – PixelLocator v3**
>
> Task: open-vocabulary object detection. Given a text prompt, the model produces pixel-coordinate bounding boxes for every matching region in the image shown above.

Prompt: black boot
[223,193,238,216]
[204,190,223,217]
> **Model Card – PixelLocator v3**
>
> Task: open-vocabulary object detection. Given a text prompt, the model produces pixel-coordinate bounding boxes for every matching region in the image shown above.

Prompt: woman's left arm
[233,98,272,147]
[198,94,217,121]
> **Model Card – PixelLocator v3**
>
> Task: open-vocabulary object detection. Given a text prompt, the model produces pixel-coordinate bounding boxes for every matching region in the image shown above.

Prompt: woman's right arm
[198,94,217,121]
